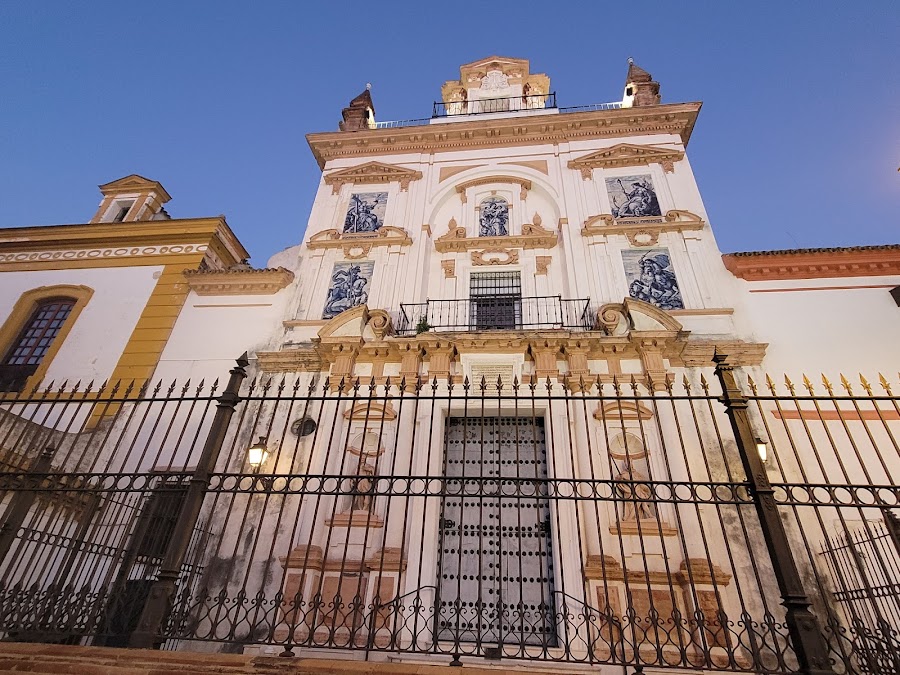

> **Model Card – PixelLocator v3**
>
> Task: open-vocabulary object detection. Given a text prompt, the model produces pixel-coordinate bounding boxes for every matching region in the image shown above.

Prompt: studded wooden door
[438,417,556,647]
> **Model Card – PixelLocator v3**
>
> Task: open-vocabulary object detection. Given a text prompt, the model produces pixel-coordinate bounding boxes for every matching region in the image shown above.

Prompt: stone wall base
[0,642,565,675]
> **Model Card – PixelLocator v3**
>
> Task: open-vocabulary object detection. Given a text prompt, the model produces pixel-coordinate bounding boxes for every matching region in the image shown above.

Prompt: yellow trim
[105,263,193,389]
[0,217,248,271]
[0,285,94,392]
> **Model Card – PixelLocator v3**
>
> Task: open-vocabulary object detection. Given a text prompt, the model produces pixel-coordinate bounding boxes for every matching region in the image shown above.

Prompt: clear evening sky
[0,2,897,265]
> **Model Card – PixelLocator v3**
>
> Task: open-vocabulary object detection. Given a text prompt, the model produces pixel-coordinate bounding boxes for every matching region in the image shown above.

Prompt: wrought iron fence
[0,359,897,673]
[397,296,593,335]
[432,93,557,118]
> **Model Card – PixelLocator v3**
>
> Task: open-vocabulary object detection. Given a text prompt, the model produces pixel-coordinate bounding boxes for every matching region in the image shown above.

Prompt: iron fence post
[128,353,249,649]
[0,446,55,565]
[713,354,834,674]
[885,510,900,557]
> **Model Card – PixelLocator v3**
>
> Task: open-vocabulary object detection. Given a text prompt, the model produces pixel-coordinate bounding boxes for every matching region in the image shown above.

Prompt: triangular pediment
[460,55,529,71]
[323,161,423,193]
[98,174,171,201]
[567,143,684,174]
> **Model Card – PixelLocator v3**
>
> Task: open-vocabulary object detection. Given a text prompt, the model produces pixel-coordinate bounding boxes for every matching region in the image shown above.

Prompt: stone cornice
[582,209,705,246]
[435,220,557,253]
[322,161,423,194]
[306,226,412,259]
[307,102,702,169]
[0,217,248,270]
[183,267,294,296]
[256,347,323,372]
[674,340,768,367]
[567,142,685,178]
[722,245,900,281]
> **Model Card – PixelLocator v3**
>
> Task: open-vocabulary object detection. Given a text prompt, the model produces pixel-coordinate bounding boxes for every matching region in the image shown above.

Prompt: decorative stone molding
[307,103,701,168]
[1,243,209,266]
[306,226,412,258]
[581,209,705,246]
[435,219,557,253]
[183,266,294,295]
[343,401,397,421]
[441,259,456,278]
[256,346,322,372]
[722,244,900,281]
[368,309,393,339]
[675,340,767,367]
[594,400,654,422]
[440,56,550,103]
[455,175,531,203]
[472,248,519,266]
[535,255,551,275]
[323,161,423,194]
[597,298,685,335]
[326,512,384,528]
[568,143,684,179]
[674,558,732,586]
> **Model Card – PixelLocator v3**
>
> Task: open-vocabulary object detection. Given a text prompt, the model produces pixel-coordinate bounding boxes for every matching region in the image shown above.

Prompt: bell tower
[90,174,171,224]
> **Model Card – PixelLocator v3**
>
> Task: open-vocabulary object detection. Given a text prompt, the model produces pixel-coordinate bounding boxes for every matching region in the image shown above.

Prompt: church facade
[0,57,897,674]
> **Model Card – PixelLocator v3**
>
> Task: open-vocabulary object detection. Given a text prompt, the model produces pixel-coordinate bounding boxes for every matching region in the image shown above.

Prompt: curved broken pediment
[597,298,685,335]
[435,219,557,253]
[307,226,412,259]
[582,210,705,246]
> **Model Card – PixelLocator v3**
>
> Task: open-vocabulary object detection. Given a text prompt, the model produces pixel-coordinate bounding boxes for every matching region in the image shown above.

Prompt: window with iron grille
[0,298,75,392]
[469,271,522,330]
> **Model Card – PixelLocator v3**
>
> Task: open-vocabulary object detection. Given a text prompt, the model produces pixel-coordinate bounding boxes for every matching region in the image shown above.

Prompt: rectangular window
[113,203,133,222]
[469,271,522,330]
[132,481,187,559]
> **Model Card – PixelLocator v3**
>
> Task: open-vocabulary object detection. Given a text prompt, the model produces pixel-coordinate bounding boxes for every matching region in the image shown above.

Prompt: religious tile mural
[322,261,374,319]
[606,174,661,218]
[622,248,683,310]
[479,196,509,236]
[343,192,387,234]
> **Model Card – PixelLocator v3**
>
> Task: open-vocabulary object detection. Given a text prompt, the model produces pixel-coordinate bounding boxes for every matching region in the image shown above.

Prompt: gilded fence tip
[858,374,872,395]
[839,373,852,393]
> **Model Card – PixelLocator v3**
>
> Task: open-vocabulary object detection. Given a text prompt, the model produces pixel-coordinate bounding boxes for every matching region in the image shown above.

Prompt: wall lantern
[247,436,269,469]
[755,437,768,464]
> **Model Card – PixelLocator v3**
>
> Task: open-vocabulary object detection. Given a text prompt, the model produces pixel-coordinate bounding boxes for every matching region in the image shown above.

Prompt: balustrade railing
[432,92,557,118]
[397,296,592,335]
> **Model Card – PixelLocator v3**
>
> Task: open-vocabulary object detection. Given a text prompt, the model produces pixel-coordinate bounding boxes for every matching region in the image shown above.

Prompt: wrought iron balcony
[432,92,557,118]
[398,296,593,335]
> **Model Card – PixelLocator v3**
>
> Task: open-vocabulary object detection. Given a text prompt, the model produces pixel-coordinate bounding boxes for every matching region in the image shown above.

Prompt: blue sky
[1,2,897,264]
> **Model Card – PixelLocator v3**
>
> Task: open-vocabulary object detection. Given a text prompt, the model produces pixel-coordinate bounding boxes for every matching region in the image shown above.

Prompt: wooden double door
[438,417,556,647]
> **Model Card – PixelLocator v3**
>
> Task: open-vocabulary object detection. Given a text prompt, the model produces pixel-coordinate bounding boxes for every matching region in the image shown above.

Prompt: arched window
[479,196,508,236]
[0,286,93,393]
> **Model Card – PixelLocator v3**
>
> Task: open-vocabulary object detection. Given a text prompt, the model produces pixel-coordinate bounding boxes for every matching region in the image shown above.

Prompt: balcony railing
[397,296,592,335]
[432,92,557,118]
[373,98,625,130]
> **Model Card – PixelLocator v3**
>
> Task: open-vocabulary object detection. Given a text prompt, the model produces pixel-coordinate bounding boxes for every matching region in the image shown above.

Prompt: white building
[0,57,897,674]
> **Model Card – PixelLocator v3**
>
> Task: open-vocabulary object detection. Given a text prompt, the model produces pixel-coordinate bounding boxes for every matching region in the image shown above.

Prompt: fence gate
[437,417,555,649]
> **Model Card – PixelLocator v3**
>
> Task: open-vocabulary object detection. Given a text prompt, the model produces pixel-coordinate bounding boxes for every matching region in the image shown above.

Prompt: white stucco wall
[154,289,293,383]
[0,266,161,385]
[732,275,900,378]
[284,134,740,350]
